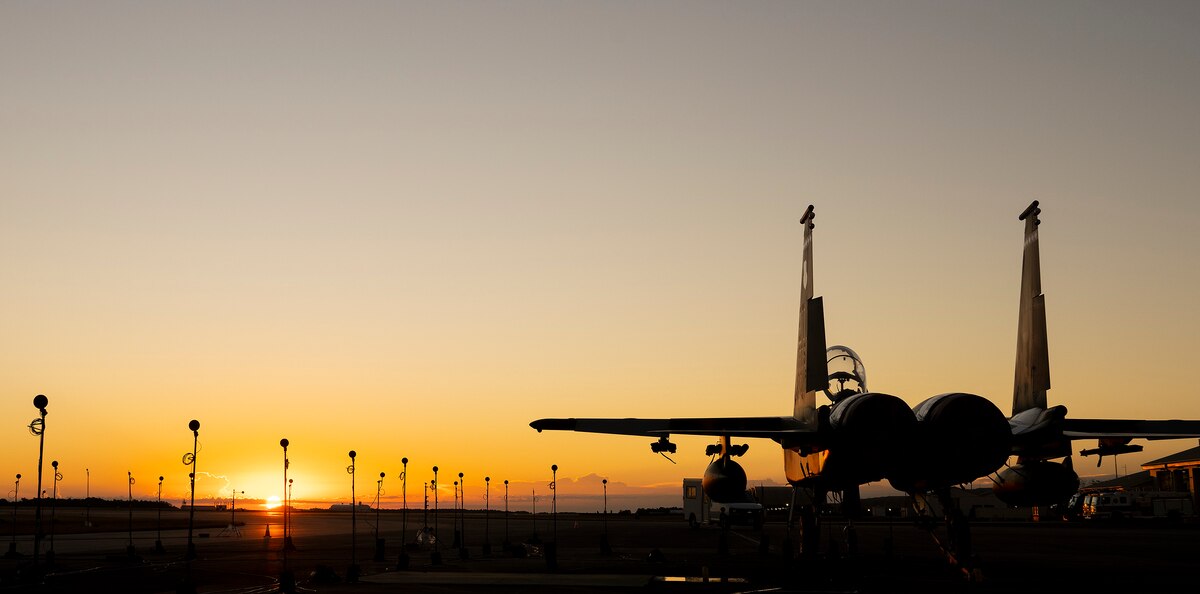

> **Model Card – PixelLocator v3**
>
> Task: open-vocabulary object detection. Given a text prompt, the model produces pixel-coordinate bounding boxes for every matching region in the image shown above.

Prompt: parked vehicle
[682,478,711,527]
[1081,490,1194,519]
[720,502,764,529]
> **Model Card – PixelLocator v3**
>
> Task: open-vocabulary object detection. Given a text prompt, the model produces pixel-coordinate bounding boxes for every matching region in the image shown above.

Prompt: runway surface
[1,507,1197,592]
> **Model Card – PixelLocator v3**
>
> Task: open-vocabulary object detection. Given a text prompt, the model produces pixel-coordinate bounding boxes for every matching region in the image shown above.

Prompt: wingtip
[530,418,575,432]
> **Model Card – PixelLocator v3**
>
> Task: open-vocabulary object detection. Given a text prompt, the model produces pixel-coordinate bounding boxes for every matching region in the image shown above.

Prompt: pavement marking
[361,571,653,587]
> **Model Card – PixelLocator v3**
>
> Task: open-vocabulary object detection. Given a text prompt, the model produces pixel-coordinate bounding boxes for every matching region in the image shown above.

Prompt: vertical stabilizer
[1013,201,1051,415]
[786,205,828,483]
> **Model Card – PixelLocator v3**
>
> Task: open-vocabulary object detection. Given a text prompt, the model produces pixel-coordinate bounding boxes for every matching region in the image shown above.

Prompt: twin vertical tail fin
[1012,200,1051,415]
[786,205,829,484]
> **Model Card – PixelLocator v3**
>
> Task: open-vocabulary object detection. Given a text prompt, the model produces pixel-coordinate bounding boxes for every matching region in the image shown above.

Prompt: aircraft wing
[1062,418,1200,440]
[530,416,819,442]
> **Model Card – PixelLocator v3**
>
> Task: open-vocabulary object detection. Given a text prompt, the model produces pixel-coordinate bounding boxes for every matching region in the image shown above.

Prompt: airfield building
[1142,442,1200,510]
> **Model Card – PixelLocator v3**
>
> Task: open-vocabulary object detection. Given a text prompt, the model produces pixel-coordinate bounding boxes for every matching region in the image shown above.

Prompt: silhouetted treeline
[0,497,173,510]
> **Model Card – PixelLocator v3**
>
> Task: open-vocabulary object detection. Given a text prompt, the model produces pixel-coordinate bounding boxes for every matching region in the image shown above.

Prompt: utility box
[683,479,711,527]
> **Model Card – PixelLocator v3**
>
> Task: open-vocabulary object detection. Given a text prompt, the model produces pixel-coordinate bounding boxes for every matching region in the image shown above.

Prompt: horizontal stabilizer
[1062,418,1200,440]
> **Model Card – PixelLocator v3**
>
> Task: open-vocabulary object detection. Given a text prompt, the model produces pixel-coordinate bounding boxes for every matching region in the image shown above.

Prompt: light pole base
[279,569,296,593]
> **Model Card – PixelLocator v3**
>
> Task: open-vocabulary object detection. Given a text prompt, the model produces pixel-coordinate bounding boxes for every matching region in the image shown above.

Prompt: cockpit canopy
[825,345,867,403]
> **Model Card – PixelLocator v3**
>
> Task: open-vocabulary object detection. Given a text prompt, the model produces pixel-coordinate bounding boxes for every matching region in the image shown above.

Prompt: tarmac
[1,507,1198,593]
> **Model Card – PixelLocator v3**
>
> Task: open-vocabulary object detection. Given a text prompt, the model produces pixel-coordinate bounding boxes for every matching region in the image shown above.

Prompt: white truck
[1082,490,1194,520]
[682,479,711,527]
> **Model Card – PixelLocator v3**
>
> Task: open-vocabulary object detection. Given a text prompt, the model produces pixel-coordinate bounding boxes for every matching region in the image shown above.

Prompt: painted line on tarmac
[361,571,653,587]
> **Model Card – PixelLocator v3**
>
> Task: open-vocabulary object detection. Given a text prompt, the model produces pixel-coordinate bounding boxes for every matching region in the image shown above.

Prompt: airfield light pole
[601,478,611,555]
[280,438,291,555]
[7,474,20,557]
[503,480,509,546]
[85,468,90,527]
[288,478,294,541]
[127,471,136,556]
[400,457,408,545]
[453,481,459,547]
[551,465,557,543]
[458,472,466,553]
[374,472,385,562]
[431,466,441,565]
[547,464,559,570]
[603,479,608,535]
[231,488,243,535]
[347,450,358,582]
[186,419,200,560]
[48,461,60,563]
[156,476,165,552]
[30,395,48,571]
[375,472,384,541]
[281,476,295,593]
[484,476,491,554]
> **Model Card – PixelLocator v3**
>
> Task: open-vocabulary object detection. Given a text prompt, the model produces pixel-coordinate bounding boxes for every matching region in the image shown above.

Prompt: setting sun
[264,496,282,510]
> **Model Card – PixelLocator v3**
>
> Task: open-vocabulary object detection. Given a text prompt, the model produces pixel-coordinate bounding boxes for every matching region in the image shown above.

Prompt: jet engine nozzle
[824,392,918,484]
[702,458,748,504]
[890,393,1011,492]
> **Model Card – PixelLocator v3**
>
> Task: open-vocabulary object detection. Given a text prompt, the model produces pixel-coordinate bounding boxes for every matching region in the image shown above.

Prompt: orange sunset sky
[3,2,1199,511]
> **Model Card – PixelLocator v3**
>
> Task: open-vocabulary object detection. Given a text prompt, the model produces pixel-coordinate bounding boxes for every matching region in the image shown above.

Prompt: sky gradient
[3,1,1199,510]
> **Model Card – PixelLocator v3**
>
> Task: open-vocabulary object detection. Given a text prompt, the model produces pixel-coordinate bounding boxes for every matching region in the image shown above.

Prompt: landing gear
[800,504,819,558]
[784,486,821,559]
[914,490,982,581]
[841,485,860,556]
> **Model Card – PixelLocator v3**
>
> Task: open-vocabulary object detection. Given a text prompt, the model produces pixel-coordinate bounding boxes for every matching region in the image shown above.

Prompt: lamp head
[189,419,200,432]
